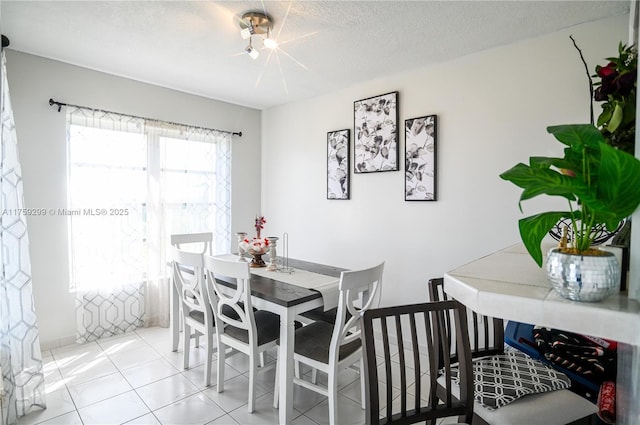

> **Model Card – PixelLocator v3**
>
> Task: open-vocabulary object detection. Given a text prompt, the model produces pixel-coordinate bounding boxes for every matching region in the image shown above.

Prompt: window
[66,109,231,293]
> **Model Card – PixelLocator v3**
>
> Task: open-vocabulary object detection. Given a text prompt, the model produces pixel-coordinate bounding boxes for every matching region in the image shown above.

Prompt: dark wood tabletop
[216,258,346,307]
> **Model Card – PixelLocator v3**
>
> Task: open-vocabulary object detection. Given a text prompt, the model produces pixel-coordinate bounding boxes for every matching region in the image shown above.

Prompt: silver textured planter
[546,248,620,302]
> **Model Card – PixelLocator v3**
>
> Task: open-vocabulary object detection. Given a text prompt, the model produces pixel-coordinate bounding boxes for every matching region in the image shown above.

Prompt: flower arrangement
[240,237,270,254]
[254,215,266,238]
[593,42,637,153]
[240,215,269,255]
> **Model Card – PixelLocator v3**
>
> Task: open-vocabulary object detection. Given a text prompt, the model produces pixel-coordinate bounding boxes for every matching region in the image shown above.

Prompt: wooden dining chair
[203,254,281,413]
[361,300,474,425]
[428,278,598,425]
[171,247,217,386]
[274,261,385,425]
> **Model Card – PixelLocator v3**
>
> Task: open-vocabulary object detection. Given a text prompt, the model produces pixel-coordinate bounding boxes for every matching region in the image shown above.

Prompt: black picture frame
[353,91,399,173]
[405,115,437,201]
[327,129,350,200]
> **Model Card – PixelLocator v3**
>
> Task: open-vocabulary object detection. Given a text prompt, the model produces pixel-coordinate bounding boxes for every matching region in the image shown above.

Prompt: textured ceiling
[1,1,630,110]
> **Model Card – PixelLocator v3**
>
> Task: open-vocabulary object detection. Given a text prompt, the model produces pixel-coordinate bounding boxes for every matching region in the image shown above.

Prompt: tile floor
[15,328,326,424]
[20,327,452,425]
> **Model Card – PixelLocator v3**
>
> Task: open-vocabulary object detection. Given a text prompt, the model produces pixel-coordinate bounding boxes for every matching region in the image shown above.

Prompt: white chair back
[203,255,256,340]
[330,261,384,366]
[170,232,213,254]
[172,247,211,320]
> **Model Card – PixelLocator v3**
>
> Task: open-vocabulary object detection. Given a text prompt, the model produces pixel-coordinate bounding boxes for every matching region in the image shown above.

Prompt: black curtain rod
[48,98,242,137]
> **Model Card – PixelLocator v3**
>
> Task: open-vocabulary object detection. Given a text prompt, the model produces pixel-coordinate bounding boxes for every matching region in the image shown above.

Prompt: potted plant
[500,123,640,301]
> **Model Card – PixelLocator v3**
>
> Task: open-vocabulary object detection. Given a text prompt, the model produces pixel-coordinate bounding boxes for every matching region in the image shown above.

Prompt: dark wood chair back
[428,277,504,365]
[361,300,474,425]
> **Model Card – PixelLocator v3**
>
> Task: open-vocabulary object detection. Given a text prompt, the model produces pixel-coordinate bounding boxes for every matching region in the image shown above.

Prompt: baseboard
[40,334,77,352]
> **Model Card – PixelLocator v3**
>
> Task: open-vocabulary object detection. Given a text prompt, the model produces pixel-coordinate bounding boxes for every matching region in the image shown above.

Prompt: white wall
[261,15,629,309]
[5,51,262,349]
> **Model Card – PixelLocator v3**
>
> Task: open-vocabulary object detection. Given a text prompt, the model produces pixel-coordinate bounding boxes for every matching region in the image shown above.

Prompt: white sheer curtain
[67,108,232,342]
[0,51,46,424]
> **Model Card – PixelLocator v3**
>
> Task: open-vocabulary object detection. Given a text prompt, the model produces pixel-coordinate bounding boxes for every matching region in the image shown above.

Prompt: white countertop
[444,244,640,345]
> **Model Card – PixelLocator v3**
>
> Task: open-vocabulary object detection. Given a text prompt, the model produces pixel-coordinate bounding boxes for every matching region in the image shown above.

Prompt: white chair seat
[438,374,597,425]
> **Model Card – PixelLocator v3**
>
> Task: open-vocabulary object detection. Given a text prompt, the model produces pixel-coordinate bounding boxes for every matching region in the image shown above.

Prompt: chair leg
[294,360,301,379]
[183,323,191,370]
[260,351,265,368]
[195,331,200,348]
[359,357,366,410]
[311,367,318,384]
[217,339,226,392]
[273,355,280,409]
[328,370,339,425]
[248,348,258,413]
[204,329,213,387]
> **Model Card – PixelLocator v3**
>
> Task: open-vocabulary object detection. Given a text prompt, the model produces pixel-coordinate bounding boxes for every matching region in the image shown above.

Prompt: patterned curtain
[0,52,46,424]
[67,108,232,343]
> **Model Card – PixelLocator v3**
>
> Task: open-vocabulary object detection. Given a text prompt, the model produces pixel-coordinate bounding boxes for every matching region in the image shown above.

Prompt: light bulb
[263,37,278,49]
[246,45,259,59]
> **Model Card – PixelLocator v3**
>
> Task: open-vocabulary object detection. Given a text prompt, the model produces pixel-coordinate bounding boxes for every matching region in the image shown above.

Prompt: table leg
[278,309,295,425]
[170,278,179,352]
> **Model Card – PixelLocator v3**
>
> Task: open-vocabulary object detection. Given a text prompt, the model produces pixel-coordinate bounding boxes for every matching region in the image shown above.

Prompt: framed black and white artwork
[327,129,350,200]
[405,115,437,201]
[353,91,398,173]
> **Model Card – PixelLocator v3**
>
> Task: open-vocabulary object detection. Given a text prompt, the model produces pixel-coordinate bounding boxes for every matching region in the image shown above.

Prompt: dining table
[170,255,345,425]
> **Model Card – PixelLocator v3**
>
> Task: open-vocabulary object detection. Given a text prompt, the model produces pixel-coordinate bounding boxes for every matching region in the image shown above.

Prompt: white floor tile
[152,393,226,425]
[50,340,99,356]
[304,393,365,425]
[205,414,240,425]
[99,332,152,355]
[18,388,75,425]
[284,384,327,415]
[124,412,162,424]
[121,357,180,388]
[302,366,360,391]
[53,343,106,370]
[38,410,83,425]
[108,344,162,370]
[161,346,210,370]
[77,390,150,424]
[67,371,133,408]
[135,373,200,411]
[181,362,241,390]
[228,392,300,425]
[58,355,120,386]
[291,414,322,425]
[202,375,269,413]
[43,365,68,394]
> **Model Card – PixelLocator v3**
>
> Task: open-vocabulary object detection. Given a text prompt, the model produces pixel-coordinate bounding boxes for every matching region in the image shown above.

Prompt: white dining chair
[274,261,384,425]
[171,247,217,386]
[170,232,213,254]
[170,232,213,351]
[203,254,281,413]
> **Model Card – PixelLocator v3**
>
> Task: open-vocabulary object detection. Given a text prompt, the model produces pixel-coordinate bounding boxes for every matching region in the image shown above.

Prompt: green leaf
[519,212,570,267]
[596,142,640,218]
[608,103,623,132]
[547,124,605,150]
[499,163,577,203]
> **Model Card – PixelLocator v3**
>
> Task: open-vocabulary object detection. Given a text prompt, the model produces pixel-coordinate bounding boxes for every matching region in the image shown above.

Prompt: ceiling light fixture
[239,11,275,58]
